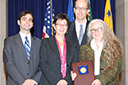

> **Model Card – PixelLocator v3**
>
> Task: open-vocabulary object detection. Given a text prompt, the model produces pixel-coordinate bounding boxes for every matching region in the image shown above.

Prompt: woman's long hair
[87,19,123,68]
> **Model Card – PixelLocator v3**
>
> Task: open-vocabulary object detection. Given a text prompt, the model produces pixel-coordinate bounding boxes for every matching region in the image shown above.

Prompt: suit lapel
[66,40,70,63]
[50,36,60,58]
[72,22,79,45]
[50,37,62,77]
[30,36,36,60]
[66,39,75,64]
[81,20,90,45]
[15,34,28,58]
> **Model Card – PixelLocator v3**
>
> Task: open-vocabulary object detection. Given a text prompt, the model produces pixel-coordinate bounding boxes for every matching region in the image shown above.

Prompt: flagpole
[50,0,53,36]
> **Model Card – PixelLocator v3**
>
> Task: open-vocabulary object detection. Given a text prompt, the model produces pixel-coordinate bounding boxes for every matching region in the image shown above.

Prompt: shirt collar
[75,20,87,26]
[19,31,31,45]
[90,39,103,51]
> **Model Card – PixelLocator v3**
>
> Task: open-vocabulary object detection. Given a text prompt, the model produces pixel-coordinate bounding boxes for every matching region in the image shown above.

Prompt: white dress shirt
[75,20,87,40]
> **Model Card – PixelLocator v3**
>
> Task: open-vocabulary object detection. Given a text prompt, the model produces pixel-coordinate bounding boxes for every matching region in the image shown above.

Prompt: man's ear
[74,8,76,14]
[87,9,90,14]
[17,20,20,25]
[53,24,56,30]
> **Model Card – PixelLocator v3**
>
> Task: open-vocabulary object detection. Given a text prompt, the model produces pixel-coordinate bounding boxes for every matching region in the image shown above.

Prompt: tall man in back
[3,10,42,85]
[66,0,90,60]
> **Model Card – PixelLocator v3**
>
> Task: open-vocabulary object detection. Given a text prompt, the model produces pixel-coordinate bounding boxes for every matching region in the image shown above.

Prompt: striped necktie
[79,24,83,45]
[24,36,30,60]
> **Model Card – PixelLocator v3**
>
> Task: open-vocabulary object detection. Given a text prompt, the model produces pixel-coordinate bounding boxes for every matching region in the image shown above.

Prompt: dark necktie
[79,24,83,45]
[24,36,30,60]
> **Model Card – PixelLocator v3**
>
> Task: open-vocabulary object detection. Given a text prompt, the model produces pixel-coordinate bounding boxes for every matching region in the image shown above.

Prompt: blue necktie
[79,24,83,45]
[24,36,30,60]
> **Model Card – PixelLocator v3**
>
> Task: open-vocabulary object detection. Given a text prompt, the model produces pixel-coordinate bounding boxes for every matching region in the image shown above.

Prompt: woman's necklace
[96,45,99,50]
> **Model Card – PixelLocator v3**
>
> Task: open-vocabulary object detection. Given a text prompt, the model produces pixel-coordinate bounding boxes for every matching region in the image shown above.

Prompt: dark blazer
[3,33,42,85]
[39,36,78,85]
[79,42,122,85]
[66,20,90,60]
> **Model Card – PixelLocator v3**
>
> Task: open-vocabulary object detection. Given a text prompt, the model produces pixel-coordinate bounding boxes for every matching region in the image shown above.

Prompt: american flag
[42,0,55,38]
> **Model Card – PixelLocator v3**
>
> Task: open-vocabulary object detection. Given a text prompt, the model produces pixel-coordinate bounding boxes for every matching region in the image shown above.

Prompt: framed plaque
[72,60,95,85]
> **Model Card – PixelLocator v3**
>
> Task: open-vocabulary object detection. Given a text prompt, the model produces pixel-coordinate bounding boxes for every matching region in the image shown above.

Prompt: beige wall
[0,0,7,85]
[116,0,128,85]
[0,0,127,85]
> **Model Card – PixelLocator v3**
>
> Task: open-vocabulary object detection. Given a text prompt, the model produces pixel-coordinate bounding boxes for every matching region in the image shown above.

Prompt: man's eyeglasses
[90,28,102,33]
[75,7,88,11]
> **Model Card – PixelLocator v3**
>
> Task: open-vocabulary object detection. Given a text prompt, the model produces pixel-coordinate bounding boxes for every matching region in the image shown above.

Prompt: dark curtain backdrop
[8,0,115,39]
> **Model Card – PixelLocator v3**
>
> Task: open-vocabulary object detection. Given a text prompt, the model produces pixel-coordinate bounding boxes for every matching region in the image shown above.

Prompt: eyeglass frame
[75,7,89,11]
[55,23,68,28]
[90,28,102,33]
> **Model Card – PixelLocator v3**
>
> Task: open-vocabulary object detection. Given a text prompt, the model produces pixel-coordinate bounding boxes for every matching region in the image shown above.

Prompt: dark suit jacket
[39,36,78,85]
[79,42,122,85]
[66,20,90,60]
[3,33,42,85]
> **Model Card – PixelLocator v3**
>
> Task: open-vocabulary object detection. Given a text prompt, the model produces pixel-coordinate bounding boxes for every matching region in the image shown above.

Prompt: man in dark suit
[66,0,90,60]
[3,10,42,85]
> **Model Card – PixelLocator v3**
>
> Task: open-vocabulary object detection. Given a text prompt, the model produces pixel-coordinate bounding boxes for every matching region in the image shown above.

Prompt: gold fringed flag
[104,0,113,31]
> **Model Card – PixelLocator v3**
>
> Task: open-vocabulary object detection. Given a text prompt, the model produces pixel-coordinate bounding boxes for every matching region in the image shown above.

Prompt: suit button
[100,68,104,71]
[67,64,69,67]
[27,62,29,64]
[27,73,29,75]
[100,59,103,62]
[14,81,19,85]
